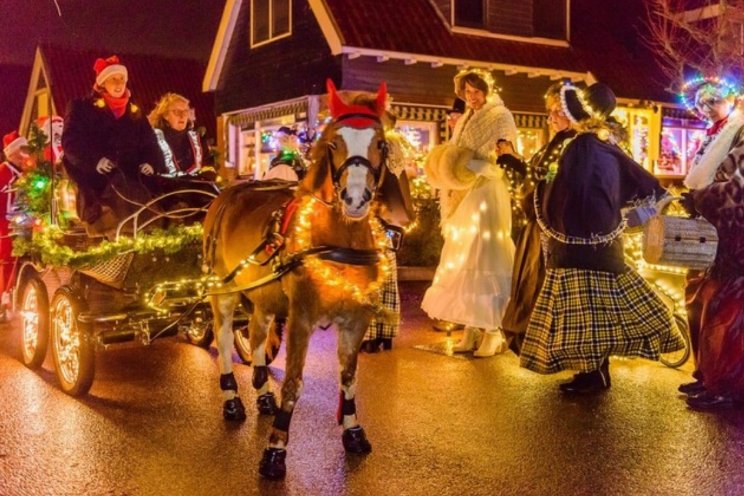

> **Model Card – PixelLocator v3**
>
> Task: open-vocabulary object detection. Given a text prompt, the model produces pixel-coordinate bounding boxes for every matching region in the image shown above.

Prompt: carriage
[10,176,266,396]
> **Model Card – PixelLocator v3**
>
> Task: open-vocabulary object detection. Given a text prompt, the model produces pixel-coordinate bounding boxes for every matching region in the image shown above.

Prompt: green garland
[13,224,204,268]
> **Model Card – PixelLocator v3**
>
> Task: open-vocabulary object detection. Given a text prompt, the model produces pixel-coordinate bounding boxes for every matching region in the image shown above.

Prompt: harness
[204,112,392,296]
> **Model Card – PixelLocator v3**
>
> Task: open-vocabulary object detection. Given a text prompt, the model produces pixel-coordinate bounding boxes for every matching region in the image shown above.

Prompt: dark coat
[62,96,166,222]
[541,132,665,273]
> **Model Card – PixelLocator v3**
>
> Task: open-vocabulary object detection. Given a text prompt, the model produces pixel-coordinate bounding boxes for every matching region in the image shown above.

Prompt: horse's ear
[377,168,414,228]
[327,78,347,119]
[300,155,335,204]
[375,81,388,117]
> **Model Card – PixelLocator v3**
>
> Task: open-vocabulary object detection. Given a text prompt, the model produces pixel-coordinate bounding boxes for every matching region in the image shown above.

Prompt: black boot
[686,391,736,410]
[342,426,372,454]
[559,367,609,394]
[360,339,380,353]
[258,447,287,480]
[380,338,393,350]
[678,380,706,396]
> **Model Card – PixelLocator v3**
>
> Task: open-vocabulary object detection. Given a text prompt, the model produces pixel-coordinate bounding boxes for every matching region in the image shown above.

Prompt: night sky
[0,0,226,66]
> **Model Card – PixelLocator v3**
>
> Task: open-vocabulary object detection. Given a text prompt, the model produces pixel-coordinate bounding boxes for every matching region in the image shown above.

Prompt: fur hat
[94,55,128,87]
[3,130,28,157]
[560,82,617,124]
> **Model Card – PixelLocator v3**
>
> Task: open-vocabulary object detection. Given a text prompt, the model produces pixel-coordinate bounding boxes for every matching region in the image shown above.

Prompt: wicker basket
[642,215,718,270]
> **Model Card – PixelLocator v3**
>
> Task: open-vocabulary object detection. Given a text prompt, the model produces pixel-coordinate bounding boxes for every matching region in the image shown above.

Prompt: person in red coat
[0,131,34,318]
[61,55,165,233]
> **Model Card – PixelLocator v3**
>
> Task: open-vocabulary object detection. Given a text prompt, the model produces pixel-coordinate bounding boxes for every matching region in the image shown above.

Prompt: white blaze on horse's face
[336,127,380,219]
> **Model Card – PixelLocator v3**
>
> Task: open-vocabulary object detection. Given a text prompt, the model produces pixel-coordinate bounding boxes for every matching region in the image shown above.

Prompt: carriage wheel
[234,317,283,366]
[19,275,49,369]
[660,313,691,369]
[186,319,214,348]
[50,286,95,396]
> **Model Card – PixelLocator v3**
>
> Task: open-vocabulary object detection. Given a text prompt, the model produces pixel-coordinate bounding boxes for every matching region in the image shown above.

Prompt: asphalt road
[1,282,743,496]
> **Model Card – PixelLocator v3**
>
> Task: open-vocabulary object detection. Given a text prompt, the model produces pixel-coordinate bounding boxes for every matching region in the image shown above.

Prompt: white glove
[139,163,155,176]
[466,159,490,174]
[96,157,115,174]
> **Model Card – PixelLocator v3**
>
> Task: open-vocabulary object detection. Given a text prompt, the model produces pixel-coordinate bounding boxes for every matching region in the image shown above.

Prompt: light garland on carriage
[13,223,204,268]
[293,196,391,306]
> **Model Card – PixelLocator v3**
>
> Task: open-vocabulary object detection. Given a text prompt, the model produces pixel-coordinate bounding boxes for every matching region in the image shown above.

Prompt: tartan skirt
[520,267,685,374]
[365,251,400,340]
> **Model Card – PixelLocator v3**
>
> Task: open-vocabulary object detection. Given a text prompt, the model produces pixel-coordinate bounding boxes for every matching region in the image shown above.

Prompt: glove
[679,191,699,218]
[139,163,155,176]
[466,159,490,175]
[96,157,115,174]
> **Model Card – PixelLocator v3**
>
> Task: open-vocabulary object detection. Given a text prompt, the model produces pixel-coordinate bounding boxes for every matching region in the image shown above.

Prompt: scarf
[685,109,744,189]
[102,91,130,119]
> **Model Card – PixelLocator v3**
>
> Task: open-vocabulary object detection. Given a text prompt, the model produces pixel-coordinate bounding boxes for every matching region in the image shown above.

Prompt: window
[454,0,485,28]
[533,0,568,39]
[251,0,291,47]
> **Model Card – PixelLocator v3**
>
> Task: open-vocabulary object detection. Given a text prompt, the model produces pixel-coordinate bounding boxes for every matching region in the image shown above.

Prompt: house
[203,0,705,180]
[20,44,217,142]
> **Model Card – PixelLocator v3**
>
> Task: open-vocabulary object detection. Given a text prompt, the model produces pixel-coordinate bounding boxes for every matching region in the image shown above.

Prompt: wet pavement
[1,282,744,496]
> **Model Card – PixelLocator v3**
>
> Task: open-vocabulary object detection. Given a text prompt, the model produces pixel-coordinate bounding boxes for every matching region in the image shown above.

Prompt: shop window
[395,120,439,176]
[612,107,660,172]
[251,0,291,48]
[657,125,706,178]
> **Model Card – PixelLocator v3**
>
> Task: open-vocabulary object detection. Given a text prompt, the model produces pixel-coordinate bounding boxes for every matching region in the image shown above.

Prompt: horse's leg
[258,313,312,480]
[337,317,373,454]
[210,293,246,421]
[248,308,278,415]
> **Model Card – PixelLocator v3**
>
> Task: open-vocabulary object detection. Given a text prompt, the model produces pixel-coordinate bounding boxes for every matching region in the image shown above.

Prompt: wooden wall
[343,57,556,114]
[487,0,534,36]
[214,0,341,114]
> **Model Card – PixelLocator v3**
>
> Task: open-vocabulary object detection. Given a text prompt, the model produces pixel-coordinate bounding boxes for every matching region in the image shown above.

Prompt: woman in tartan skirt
[519,82,685,393]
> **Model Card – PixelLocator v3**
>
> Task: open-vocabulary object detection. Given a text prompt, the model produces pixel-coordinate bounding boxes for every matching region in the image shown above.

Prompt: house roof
[0,64,32,137]
[23,45,216,139]
[206,0,675,103]
[318,0,673,102]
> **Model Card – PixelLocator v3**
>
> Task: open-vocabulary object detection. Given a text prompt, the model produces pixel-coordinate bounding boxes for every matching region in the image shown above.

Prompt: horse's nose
[362,189,372,203]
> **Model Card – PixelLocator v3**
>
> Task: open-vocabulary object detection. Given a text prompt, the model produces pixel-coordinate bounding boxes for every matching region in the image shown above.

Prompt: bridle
[324,113,389,204]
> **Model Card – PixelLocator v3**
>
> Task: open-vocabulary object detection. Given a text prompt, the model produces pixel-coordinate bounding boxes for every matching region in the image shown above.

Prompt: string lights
[679,75,740,119]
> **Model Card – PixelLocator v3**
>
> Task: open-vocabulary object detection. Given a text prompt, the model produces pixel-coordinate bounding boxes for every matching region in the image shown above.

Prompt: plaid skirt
[520,267,685,374]
[365,251,400,340]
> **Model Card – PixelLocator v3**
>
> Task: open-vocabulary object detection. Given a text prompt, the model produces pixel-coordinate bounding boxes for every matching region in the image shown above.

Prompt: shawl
[685,109,744,189]
[452,97,517,161]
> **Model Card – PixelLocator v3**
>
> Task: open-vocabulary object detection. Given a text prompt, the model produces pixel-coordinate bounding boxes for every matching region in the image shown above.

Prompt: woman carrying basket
[519,82,685,394]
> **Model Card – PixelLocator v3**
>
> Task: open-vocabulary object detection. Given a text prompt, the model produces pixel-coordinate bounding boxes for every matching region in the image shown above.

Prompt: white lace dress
[421,99,516,329]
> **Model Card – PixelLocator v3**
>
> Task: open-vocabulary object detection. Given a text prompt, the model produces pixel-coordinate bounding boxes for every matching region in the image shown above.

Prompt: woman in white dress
[422,68,517,357]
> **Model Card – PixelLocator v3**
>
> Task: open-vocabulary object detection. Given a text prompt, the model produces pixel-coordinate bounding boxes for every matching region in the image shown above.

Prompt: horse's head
[301,79,390,220]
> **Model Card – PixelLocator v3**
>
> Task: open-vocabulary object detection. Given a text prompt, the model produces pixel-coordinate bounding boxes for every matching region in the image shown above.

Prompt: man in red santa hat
[61,55,165,235]
[0,131,35,320]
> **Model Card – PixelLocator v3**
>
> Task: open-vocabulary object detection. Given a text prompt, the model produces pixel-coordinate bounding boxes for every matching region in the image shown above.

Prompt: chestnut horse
[203,80,412,480]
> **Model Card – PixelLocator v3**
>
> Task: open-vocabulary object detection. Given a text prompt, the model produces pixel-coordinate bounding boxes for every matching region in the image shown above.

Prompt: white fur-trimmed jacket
[425,97,517,191]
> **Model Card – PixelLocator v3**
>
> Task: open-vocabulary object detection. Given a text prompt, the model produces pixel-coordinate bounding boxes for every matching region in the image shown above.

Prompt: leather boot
[452,327,482,352]
[474,329,508,357]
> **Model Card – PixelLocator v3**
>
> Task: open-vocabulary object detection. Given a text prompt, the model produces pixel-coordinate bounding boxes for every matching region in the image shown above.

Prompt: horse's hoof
[342,426,372,454]
[257,392,278,415]
[223,397,247,422]
[258,447,287,480]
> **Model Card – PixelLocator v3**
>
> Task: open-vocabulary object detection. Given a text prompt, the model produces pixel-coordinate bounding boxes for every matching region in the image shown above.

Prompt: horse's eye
[377,140,386,150]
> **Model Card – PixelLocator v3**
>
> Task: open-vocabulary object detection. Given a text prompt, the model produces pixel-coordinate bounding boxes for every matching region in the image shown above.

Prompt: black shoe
[599,358,611,389]
[380,338,393,350]
[360,340,380,353]
[686,391,737,411]
[559,370,609,394]
[342,426,372,454]
[678,380,706,396]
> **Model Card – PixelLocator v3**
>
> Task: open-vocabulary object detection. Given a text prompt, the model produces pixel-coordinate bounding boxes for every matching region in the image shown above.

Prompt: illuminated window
[251,0,291,48]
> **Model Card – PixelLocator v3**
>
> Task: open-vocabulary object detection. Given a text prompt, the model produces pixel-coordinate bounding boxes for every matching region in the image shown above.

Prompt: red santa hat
[94,55,128,87]
[3,130,28,157]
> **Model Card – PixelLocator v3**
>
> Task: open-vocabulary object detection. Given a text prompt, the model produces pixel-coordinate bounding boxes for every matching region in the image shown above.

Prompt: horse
[202,79,412,480]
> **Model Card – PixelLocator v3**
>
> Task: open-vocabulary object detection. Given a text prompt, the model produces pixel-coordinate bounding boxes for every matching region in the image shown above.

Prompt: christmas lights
[679,75,740,120]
